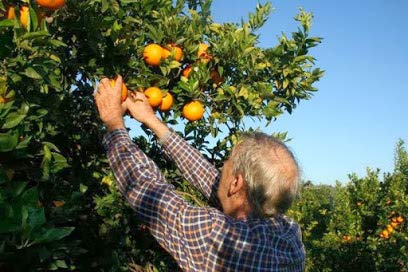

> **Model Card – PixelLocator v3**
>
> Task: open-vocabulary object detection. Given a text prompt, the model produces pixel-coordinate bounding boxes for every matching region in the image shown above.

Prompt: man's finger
[115,75,123,90]
[100,77,110,88]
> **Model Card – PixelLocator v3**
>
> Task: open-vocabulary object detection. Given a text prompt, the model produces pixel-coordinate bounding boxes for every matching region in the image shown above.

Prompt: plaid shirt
[103,129,305,272]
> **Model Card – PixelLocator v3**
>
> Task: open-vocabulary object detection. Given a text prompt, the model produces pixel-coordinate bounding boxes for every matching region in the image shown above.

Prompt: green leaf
[80,183,88,194]
[43,141,61,152]
[23,67,42,79]
[33,227,74,244]
[47,39,67,47]
[12,181,28,198]
[0,131,18,152]
[51,152,69,173]
[20,31,50,41]
[16,136,32,149]
[0,19,14,28]
[0,219,21,234]
[2,111,26,129]
[26,207,46,230]
[21,187,39,206]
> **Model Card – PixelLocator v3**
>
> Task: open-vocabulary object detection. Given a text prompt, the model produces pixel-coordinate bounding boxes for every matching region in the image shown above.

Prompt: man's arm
[94,77,216,269]
[160,130,220,203]
[126,92,220,204]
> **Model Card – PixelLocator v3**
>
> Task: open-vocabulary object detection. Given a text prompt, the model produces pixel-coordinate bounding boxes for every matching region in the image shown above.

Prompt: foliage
[289,140,408,271]
[0,0,323,271]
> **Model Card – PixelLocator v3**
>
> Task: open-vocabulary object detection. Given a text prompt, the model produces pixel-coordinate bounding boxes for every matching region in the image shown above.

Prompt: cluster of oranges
[380,214,404,239]
[142,43,183,66]
[132,42,217,121]
[342,235,352,242]
[3,0,65,29]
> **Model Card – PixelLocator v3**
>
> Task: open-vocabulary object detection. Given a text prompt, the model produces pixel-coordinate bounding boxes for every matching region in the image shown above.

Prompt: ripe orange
[6,6,44,28]
[144,87,163,107]
[19,6,30,29]
[5,5,16,19]
[109,78,128,102]
[396,216,404,223]
[162,44,183,61]
[36,0,66,10]
[7,6,30,29]
[210,69,223,85]
[159,92,174,111]
[143,44,163,66]
[386,224,394,233]
[380,229,389,239]
[53,200,65,207]
[182,100,204,121]
[182,65,193,78]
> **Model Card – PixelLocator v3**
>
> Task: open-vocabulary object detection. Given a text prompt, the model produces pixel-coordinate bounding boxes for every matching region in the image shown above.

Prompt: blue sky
[209,0,408,184]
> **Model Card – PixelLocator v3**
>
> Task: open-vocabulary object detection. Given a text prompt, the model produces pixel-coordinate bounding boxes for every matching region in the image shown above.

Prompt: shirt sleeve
[102,129,215,269]
[160,130,221,204]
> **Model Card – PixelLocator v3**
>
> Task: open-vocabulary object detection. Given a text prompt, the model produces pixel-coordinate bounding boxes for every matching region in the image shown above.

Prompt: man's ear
[228,173,245,196]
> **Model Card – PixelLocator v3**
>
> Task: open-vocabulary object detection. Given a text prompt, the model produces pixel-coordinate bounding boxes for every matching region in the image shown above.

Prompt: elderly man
[94,76,305,271]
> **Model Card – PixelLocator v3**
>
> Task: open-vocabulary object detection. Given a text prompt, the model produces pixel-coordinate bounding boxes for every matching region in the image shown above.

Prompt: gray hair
[231,132,299,217]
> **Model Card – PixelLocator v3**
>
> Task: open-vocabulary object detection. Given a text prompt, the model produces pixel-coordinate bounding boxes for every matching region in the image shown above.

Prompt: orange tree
[288,140,408,271]
[0,0,323,270]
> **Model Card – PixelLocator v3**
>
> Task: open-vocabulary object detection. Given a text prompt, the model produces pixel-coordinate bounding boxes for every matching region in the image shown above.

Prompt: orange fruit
[210,69,223,85]
[35,0,65,10]
[386,224,394,233]
[8,6,30,29]
[53,200,65,207]
[19,6,30,29]
[182,65,193,78]
[144,87,163,107]
[380,229,389,239]
[143,44,163,66]
[182,100,204,121]
[396,216,404,223]
[6,6,44,28]
[109,78,128,102]
[5,5,16,19]
[159,92,174,111]
[162,44,183,61]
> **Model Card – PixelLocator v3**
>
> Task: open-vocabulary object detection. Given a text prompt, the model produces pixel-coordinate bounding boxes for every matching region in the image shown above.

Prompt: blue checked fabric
[103,129,305,271]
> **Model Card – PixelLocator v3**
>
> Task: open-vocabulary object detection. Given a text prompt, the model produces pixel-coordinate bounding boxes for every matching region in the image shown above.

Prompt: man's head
[217,132,300,219]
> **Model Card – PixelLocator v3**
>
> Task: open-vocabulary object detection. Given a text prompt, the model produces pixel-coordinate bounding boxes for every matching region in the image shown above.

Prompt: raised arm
[125,92,220,203]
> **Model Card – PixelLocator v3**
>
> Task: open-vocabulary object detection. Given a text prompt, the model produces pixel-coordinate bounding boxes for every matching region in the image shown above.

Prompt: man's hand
[125,91,170,139]
[94,76,126,131]
[124,91,158,125]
